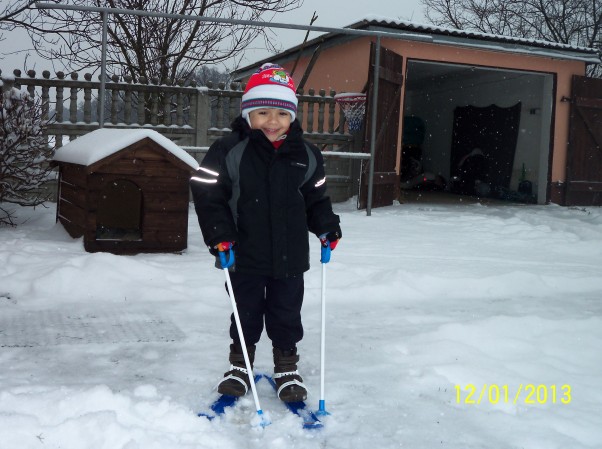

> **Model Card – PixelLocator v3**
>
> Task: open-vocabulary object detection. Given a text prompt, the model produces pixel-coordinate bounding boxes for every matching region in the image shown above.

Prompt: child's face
[248,108,291,142]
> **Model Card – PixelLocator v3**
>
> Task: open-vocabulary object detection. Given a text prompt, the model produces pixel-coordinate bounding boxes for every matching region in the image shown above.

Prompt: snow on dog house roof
[53,128,199,170]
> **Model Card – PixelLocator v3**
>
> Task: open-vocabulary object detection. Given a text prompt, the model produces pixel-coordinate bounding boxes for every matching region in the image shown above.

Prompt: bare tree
[0,80,54,226]
[3,0,302,82]
[422,0,602,77]
[0,0,36,23]
[0,0,36,46]
[194,65,231,86]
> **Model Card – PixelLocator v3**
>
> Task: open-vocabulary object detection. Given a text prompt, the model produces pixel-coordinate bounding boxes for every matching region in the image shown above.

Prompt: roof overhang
[232,16,601,79]
[362,17,601,64]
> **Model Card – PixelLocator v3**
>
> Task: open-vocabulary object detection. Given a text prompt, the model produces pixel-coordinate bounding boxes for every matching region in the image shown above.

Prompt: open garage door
[565,75,602,206]
[401,60,554,204]
[358,43,403,210]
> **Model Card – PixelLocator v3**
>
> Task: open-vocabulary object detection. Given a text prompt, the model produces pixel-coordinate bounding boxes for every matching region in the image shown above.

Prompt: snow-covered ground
[1,199,601,449]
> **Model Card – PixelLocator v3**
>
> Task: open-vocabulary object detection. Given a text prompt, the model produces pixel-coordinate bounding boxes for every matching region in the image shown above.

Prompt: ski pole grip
[320,244,331,264]
[219,248,235,269]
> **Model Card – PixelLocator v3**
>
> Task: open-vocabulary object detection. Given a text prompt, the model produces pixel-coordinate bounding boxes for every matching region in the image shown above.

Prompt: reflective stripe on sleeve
[191,176,218,184]
[198,166,219,177]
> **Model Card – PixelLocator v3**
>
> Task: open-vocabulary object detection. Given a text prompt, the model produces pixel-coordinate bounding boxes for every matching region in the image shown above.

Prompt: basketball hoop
[334,92,366,132]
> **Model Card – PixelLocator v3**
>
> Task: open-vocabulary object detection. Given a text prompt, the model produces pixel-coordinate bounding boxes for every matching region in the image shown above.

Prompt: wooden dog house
[53,129,199,254]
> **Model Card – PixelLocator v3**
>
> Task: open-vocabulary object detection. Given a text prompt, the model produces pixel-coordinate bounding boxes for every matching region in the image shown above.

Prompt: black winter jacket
[190,116,341,278]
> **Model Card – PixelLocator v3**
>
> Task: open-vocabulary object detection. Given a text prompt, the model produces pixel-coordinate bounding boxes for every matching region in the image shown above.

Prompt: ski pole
[317,242,331,416]
[218,246,270,427]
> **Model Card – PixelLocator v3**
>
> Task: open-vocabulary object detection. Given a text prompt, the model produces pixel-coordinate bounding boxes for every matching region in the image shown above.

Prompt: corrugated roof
[233,16,600,79]
[358,15,599,55]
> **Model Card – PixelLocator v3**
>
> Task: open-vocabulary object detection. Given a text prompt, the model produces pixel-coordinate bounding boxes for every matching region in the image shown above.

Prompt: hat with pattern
[241,63,297,122]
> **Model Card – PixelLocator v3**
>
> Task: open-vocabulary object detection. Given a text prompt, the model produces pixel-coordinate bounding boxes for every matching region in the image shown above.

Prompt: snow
[361,14,600,54]
[356,16,601,64]
[2,86,28,112]
[52,128,199,169]
[1,199,602,448]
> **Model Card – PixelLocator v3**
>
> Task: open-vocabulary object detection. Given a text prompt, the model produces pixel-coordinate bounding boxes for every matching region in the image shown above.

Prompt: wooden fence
[1,68,363,201]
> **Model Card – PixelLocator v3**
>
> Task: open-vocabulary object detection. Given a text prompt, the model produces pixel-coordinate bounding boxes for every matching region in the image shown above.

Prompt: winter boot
[273,347,308,402]
[217,343,256,397]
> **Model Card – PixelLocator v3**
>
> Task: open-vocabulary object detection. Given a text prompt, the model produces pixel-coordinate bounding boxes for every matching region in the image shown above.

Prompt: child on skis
[190,63,341,403]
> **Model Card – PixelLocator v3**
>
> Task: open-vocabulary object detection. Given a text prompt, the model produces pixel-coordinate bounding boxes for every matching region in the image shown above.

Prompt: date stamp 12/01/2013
[455,384,571,405]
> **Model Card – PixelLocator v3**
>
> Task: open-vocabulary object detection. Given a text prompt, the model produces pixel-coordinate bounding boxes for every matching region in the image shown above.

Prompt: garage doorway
[401,60,554,204]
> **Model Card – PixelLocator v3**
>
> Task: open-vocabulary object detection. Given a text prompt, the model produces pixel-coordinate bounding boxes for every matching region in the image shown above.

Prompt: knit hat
[241,63,298,122]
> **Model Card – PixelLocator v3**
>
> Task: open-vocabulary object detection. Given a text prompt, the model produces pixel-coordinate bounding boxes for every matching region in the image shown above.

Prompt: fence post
[163,79,171,126]
[69,72,78,123]
[195,87,210,149]
[55,71,65,148]
[176,79,185,127]
[307,88,315,133]
[297,88,304,127]
[123,75,133,124]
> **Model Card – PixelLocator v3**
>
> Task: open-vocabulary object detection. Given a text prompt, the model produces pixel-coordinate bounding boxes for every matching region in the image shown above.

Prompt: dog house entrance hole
[96,179,142,241]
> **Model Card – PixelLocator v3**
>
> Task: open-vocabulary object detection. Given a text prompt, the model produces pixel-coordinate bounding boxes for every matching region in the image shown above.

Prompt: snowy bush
[0,81,55,226]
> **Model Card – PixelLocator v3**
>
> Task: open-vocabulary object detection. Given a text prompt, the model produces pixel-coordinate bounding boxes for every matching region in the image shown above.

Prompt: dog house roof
[53,128,199,169]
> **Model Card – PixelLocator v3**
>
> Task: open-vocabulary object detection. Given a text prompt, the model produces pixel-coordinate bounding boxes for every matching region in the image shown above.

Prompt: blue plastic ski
[262,375,323,429]
[198,374,262,420]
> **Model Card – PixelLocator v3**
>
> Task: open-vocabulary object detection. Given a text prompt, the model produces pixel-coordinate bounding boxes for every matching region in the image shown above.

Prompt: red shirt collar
[272,130,289,149]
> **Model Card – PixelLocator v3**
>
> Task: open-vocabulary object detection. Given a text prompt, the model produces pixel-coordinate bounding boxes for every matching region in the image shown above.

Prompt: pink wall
[283,36,587,184]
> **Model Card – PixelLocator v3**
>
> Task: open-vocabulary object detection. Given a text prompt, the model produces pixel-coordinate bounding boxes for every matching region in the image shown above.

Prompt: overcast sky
[0,0,427,74]
[235,0,427,68]
[278,0,426,27]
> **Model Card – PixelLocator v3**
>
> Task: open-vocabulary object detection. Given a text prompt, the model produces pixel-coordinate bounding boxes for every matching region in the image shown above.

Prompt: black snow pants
[227,272,304,350]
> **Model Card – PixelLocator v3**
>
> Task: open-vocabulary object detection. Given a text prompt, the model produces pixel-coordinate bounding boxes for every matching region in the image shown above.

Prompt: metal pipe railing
[34,2,434,214]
